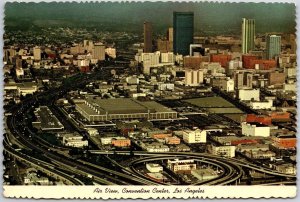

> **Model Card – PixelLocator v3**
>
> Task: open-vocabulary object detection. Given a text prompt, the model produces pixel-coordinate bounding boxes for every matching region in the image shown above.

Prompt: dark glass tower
[173,12,194,56]
[143,21,153,53]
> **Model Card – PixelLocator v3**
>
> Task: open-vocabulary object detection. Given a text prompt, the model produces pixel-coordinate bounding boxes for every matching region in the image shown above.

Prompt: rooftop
[77,97,176,115]
[34,106,64,130]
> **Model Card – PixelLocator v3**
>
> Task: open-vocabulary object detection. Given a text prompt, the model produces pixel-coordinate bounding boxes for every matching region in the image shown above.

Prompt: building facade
[182,129,207,143]
[266,35,281,59]
[241,122,270,137]
[242,18,255,54]
[144,21,153,53]
[93,44,105,61]
[173,12,194,56]
[185,69,204,86]
[209,145,236,158]
[33,46,41,61]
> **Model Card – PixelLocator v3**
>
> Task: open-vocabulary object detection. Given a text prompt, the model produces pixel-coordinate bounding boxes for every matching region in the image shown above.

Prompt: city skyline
[5,2,296,35]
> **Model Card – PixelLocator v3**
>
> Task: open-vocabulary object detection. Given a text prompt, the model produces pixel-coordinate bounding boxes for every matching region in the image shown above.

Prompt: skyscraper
[266,35,281,59]
[93,44,105,61]
[173,12,194,56]
[241,18,255,54]
[144,22,153,53]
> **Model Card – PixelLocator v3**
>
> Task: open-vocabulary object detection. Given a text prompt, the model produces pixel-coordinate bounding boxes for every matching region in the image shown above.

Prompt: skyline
[5,2,296,35]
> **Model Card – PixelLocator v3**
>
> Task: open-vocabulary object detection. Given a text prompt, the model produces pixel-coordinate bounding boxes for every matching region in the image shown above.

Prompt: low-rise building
[111,138,131,147]
[182,129,207,144]
[32,106,64,131]
[85,128,99,136]
[146,172,168,183]
[101,137,113,145]
[250,100,273,110]
[283,83,296,92]
[268,111,291,122]
[174,144,191,152]
[191,168,218,181]
[59,132,88,148]
[75,98,178,122]
[211,77,234,92]
[273,163,296,175]
[149,131,172,139]
[167,159,197,173]
[146,163,163,173]
[241,122,270,137]
[158,83,175,91]
[4,82,38,96]
[165,136,181,145]
[238,89,260,101]
[272,135,296,149]
[245,114,272,125]
[142,142,170,152]
[244,150,276,159]
[208,144,236,158]
[213,135,261,146]
[236,143,269,153]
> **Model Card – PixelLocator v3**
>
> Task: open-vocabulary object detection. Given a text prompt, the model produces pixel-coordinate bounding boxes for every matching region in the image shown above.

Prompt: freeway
[4,71,165,185]
[128,155,243,185]
[7,99,148,185]
[89,150,296,179]
[4,70,296,186]
[3,134,84,185]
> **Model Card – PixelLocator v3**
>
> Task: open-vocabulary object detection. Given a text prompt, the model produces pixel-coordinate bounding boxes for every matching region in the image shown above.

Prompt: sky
[4,2,296,35]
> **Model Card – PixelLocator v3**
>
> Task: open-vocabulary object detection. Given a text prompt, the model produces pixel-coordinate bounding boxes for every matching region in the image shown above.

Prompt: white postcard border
[3,186,297,199]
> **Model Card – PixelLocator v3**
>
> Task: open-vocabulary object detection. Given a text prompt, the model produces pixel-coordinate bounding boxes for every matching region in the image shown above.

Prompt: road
[4,71,163,185]
[89,150,297,179]
[4,71,296,186]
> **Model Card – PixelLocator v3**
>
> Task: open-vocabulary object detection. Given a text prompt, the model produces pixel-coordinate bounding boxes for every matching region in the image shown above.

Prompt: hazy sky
[5,2,296,34]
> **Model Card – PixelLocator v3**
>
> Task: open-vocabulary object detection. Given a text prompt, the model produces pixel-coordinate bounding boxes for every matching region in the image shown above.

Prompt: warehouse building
[74,97,177,122]
[33,106,64,131]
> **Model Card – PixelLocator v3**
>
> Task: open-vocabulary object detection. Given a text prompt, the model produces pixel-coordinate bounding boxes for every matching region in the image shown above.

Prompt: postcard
[2,0,297,199]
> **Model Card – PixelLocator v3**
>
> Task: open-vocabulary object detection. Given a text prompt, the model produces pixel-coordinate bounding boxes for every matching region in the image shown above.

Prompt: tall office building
[266,35,281,59]
[144,22,153,53]
[173,12,194,56]
[93,44,105,61]
[234,71,253,89]
[185,69,204,86]
[241,18,255,54]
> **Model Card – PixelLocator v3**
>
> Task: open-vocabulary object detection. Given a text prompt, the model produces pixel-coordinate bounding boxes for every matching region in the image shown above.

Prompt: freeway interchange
[4,71,297,186]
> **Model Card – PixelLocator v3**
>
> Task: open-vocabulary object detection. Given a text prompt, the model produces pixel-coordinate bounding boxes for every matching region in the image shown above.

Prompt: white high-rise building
[185,69,204,86]
[242,18,255,54]
[266,35,281,59]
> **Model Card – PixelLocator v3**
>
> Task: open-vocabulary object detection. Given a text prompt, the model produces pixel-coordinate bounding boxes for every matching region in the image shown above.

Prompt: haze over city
[5,2,296,34]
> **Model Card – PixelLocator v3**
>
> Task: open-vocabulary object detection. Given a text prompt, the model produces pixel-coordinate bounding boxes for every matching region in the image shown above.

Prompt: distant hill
[4,2,296,35]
